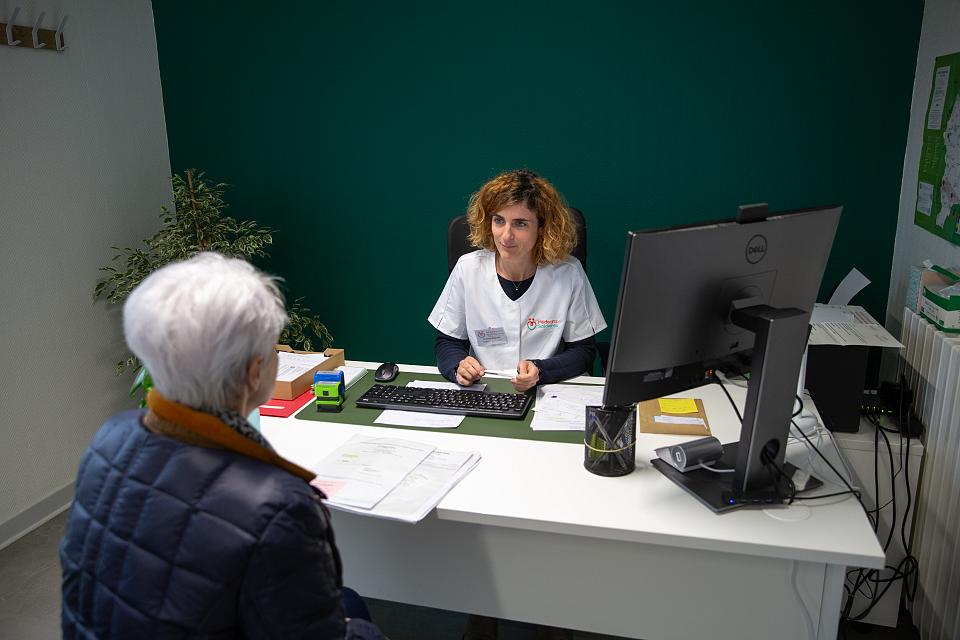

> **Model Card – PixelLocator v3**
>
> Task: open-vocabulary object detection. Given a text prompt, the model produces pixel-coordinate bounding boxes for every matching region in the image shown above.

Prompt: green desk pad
[294,371,594,444]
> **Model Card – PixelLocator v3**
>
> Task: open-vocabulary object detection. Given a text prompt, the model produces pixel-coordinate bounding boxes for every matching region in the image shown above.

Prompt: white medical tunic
[428,250,607,373]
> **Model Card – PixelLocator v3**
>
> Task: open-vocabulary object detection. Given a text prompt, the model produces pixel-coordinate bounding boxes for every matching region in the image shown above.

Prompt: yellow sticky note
[657,398,698,414]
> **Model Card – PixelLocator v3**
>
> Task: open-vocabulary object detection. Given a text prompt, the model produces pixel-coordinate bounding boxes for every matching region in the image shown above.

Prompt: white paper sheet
[811,306,856,324]
[330,449,481,523]
[337,366,368,389]
[406,380,486,391]
[827,267,871,306]
[530,383,604,431]
[808,304,904,348]
[482,370,517,379]
[309,436,435,509]
[275,351,329,382]
[654,415,706,426]
[374,410,465,429]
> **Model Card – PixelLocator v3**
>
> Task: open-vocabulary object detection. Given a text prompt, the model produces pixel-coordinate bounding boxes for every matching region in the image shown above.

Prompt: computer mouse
[374,362,400,383]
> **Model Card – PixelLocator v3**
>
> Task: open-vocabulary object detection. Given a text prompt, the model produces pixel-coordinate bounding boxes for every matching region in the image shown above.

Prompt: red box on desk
[272,345,345,400]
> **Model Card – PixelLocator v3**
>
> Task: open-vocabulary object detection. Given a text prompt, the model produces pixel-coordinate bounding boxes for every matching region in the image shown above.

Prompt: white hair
[123,252,288,411]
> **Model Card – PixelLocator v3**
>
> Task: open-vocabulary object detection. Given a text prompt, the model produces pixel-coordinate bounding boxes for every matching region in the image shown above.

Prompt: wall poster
[916,51,960,246]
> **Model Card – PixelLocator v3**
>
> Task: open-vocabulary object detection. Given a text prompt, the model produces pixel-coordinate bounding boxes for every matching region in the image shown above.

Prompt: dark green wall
[153,1,923,366]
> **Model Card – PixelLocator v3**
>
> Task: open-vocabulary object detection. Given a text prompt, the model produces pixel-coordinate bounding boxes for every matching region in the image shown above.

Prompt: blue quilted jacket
[60,407,383,639]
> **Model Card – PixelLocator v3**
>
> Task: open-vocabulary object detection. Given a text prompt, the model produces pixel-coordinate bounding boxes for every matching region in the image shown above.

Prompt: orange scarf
[144,389,314,482]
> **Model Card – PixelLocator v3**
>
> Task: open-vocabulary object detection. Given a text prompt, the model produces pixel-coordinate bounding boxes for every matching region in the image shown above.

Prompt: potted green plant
[95,169,333,404]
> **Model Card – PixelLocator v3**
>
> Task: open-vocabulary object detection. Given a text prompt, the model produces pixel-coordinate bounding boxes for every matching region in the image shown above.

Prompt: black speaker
[805,345,869,432]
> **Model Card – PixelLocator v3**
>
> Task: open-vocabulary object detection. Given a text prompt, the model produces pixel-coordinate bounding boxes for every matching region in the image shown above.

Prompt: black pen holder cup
[583,405,636,477]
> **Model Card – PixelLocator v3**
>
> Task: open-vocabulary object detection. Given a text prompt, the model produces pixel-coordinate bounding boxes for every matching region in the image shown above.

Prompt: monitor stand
[650,442,821,513]
[651,303,820,512]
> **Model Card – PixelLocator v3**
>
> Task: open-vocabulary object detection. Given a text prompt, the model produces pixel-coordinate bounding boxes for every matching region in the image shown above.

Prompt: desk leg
[818,564,846,640]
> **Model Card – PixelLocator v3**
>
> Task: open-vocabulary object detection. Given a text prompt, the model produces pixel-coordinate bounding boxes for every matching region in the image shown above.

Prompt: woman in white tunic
[428,169,606,392]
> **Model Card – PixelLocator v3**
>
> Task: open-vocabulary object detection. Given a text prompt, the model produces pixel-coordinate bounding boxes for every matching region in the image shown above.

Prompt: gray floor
[0,511,920,640]
[0,512,65,639]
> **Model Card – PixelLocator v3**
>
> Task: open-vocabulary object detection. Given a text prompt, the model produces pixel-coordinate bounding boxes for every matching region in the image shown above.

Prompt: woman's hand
[512,360,540,392]
[456,356,485,386]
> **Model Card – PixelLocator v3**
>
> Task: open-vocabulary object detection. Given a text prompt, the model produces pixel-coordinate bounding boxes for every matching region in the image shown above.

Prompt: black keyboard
[355,384,533,420]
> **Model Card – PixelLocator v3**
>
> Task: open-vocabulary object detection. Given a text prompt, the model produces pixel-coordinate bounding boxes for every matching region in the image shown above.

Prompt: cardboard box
[906,265,955,313]
[272,345,345,400]
[637,397,711,436]
[920,268,960,333]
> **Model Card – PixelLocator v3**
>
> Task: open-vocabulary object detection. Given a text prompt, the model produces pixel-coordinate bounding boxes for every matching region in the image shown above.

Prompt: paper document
[828,268,871,305]
[482,370,517,379]
[310,436,435,509]
[407,380,486,391]
[654,415,705,426]
[330,449,482,523]
[276,351,329,382]
[530,383,604,431]
[337,366,368,389]
[375,410,465,429]
[808,304,904,348]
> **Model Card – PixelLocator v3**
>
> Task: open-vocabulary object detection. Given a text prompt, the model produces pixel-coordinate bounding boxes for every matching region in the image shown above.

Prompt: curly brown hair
[466,169,577,265]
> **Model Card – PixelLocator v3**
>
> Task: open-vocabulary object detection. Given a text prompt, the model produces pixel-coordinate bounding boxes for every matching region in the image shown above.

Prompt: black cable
[897,376,919,602]
[760,451,796,503]
[864,495,895,516]
[713,374,743,423]
[843,571,870,621]
[846,422,900,622]
[877,425,897,553]
[793,490,860,501]
[899,377,916,557]
[843,423,881,621]
[843,389,924,622]
[847,556,921,621]
[844,472,872,620]
[866,413,904,482]
[871,417,880,531]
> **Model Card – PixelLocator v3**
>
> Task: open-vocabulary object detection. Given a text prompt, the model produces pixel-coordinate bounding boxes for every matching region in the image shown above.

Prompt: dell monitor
[603,203,841,511]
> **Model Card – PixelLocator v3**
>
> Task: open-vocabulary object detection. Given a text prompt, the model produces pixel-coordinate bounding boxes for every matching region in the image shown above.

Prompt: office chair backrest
[446,207,588,274]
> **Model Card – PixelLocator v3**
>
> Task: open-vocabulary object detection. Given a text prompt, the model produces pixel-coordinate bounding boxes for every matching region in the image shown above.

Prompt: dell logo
[745,234,767,264]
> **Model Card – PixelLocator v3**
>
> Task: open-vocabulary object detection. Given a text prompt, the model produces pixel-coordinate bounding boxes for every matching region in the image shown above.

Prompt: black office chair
[445,207,609,373]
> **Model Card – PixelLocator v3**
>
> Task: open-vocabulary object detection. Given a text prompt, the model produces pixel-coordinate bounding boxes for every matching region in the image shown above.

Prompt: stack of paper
[809,304,904,348]
[530,383,604,431]
[310,436,481,523]
[337,366,368,388]
[276,351,329,382]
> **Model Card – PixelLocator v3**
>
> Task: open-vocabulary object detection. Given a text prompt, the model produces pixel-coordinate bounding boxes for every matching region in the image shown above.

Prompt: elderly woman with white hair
[60,253,385,640]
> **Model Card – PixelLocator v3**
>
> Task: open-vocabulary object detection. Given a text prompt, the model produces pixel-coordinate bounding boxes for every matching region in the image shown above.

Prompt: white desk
[262,362,884,640]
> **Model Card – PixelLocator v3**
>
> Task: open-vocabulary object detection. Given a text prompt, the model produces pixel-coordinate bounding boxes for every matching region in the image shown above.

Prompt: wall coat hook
[55,15,67,52]
[6,7,22,46]
[1,8,66,51]
[32,11,46,48]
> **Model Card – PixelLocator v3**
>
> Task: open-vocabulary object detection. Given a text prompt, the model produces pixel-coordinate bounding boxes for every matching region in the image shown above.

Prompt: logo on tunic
[526,316,560,330]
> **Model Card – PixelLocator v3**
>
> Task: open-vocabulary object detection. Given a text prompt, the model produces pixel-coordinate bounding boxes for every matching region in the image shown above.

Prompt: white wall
[887,0,960,334]
[0,0,171,547]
